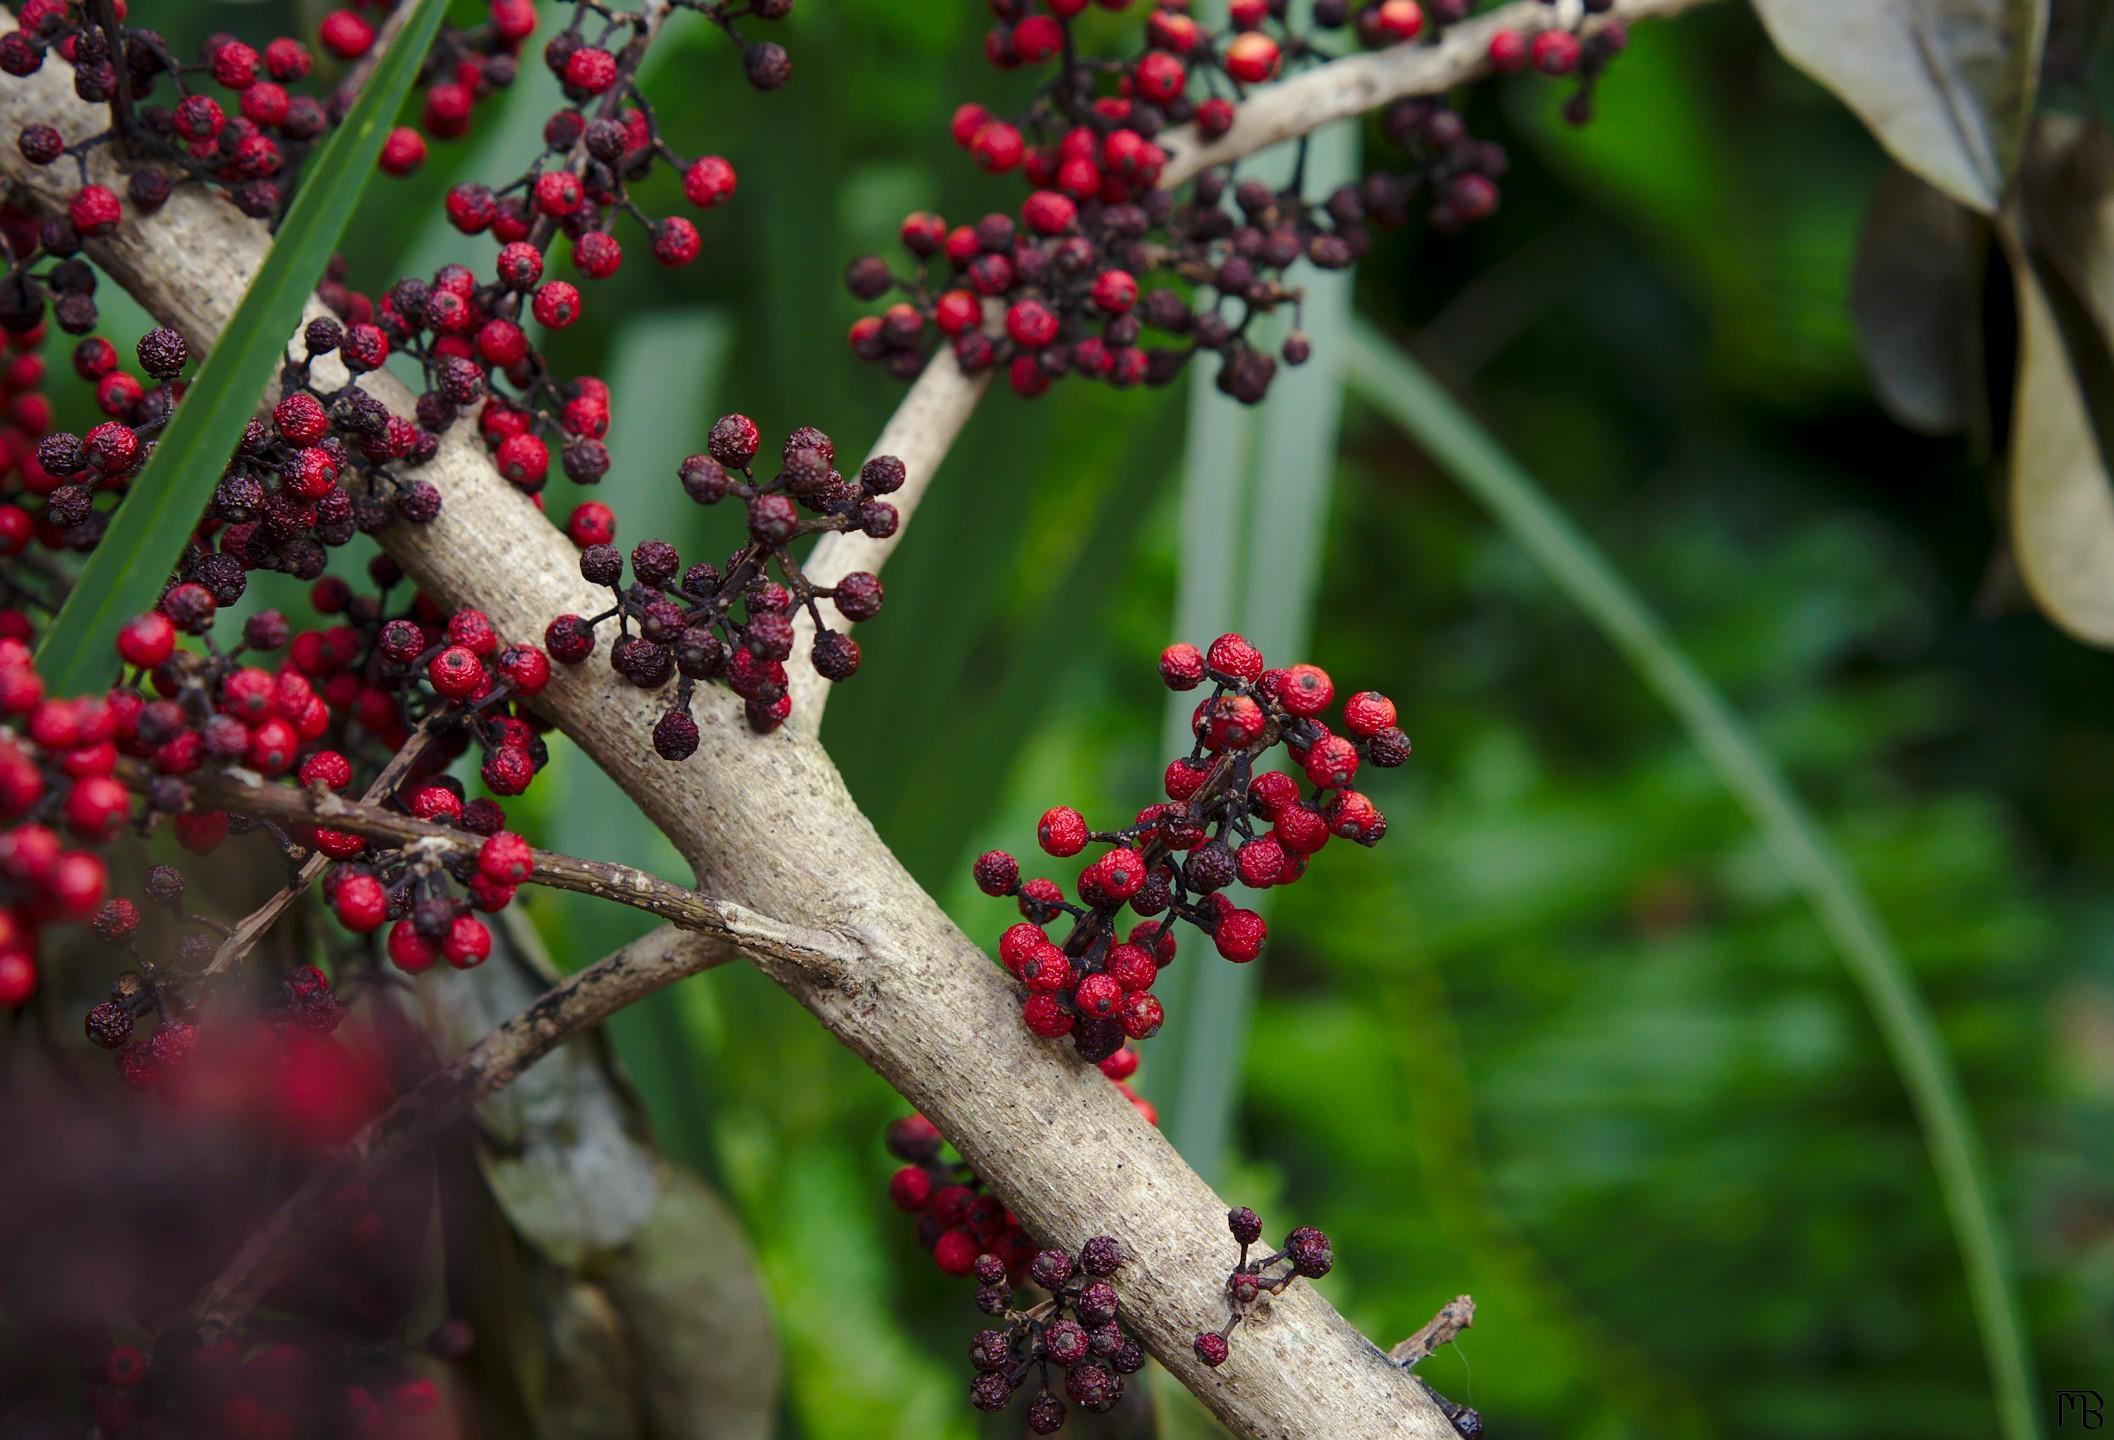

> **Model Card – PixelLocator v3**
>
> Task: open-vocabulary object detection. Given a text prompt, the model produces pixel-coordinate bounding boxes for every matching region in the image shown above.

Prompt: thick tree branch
[188,923,735,1331]
[0,3,1705,1429]
[786,0,1720,730]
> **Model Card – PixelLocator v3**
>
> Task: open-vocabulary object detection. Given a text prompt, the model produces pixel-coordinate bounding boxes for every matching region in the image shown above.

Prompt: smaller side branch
[185,922,732,1333]
[1390,1293,1476,1367]
[52,749,856,984]
[1159,0,1721,188]
[786,350,992,729]
[204,723,441,977]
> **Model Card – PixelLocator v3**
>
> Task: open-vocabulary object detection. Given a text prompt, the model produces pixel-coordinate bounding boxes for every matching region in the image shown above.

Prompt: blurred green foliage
[147,1,2114,1434]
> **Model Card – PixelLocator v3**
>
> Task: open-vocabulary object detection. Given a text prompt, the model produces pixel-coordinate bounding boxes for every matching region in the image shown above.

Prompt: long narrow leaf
[1153,117,1359,1184]
[1341,321,2042,1440]
[35,0,451,696]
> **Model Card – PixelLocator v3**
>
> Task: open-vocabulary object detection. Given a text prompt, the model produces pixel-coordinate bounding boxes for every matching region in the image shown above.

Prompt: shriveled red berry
[1159,642,1205,690]
[1037,806,1088,857]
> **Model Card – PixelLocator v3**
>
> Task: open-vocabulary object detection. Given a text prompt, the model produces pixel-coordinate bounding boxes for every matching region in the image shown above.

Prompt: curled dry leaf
[1851,165,1984,434]
[1752,0,2047,214]
[2000,118,2114,646]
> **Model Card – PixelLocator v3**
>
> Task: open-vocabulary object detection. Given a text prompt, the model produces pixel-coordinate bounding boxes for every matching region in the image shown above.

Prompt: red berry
[387,920,433,972]
[534,170,584,217]
[298,749,353,791]
[211,39,260,88]
[1159,643,1206,690]
[1091,270,1137,314]
[1106,943,1156,991]
[888,1165,934,1212]
[1278,663,1334,716]
[479,831,535,885]
[378,127,426,176]
[1075,973,1122,1019]
[1038,806,1088,856]
[427,646,485,700]
[1214,908,1266,962]
[533,281,582,328]
[1023,992,1074,1038]
[116,612,175,668]
[319,9,376,58]
[444,915,492,968]
[1121,990,1163,1039]
[951,103,991,146]
[683,155,737,207]
[63,775,128,840]
[334,874,387,932]
[998,923,1046,973]
[1206,632,1264,682]
[652,216,701,266]
[564,45,618,93]
[1223,32,1280,83]
[498,644,551,696]
[1005,299,1060,349]
[0,950,35,1007]
[1020,944,1072,994]
[1236,836,1285,888]
[1136,51,1186,102]
[972,122,1024,172]
[1302,734,1360,789]
[934,1228,982,1274]
[1374,0,1424,40]
[1343,690,1397,737]
[1531,29,1581,75]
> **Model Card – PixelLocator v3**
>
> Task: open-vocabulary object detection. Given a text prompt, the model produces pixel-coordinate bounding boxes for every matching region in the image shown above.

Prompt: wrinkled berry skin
[1285,1225,1334,1279]
[979,635,1403,1061]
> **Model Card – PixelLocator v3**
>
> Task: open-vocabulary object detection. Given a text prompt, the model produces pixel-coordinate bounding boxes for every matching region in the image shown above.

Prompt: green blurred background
[118,1,2114,1434]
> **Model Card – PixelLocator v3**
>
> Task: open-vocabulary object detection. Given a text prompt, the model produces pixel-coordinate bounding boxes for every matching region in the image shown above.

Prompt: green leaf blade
[34,0,451,696]
[1342,321,2043,1440]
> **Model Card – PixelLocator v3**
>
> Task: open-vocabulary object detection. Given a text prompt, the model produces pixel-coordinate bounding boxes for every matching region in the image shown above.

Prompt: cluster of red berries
[63,1331,465,1440]
[323,821,549,976]
[3,0,538,238]
[885,1114,1042,1281]
[545,417,900,744]
[1190,1205,1335,1368]
[0,638,117,1010]
[423,0,795,494]
[0,579,559,1027]
[843,0,1444,403]
[1486,0,1632,126]
[6,326,185,562]
[972,632,1406,1062]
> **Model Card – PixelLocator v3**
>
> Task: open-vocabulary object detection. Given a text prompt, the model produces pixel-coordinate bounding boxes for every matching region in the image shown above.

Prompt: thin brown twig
[203,722,440,976]
[165,759,818,955]
[1390,1294,1476,1367]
